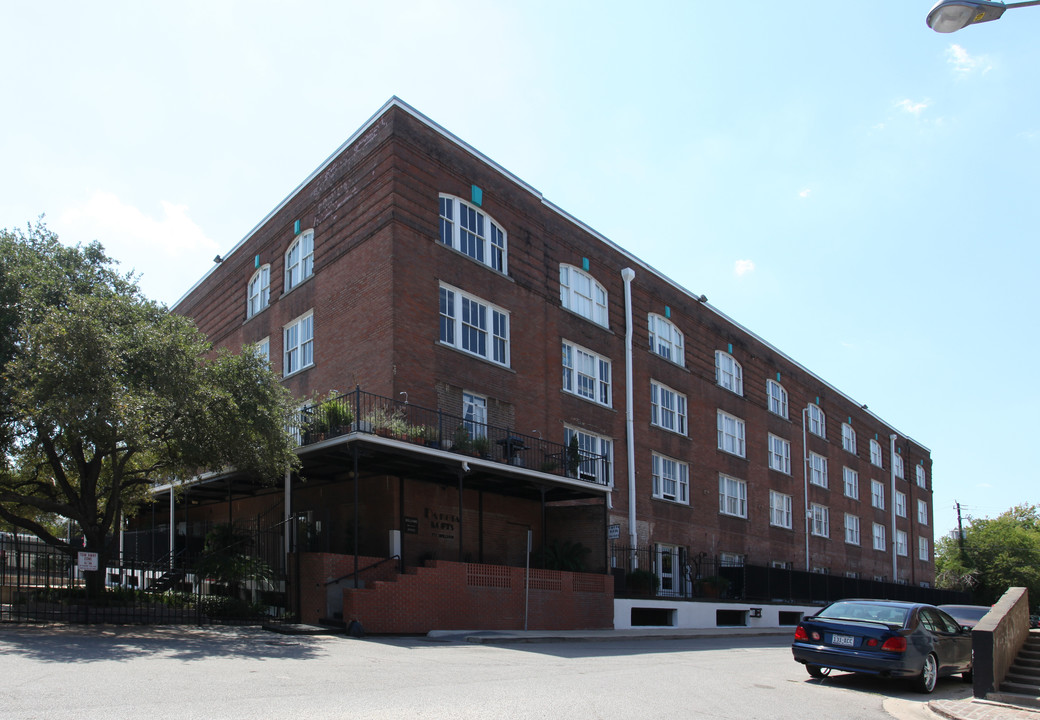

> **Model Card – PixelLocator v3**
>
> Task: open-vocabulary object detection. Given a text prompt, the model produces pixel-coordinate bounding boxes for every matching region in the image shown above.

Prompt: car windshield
[816,601,909,626]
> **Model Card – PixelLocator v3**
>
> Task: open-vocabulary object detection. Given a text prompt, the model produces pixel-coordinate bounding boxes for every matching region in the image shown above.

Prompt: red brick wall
[171,102,935,589]
[304,554,614,634]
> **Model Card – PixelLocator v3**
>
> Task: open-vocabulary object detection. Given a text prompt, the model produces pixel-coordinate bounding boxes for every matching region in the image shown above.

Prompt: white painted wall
[614,599,820,630]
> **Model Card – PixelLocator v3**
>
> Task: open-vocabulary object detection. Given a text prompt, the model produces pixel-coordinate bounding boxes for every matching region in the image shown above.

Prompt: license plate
[831,634,855,647]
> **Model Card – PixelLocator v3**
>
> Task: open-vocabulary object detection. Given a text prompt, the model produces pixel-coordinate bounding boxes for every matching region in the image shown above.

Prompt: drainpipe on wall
[802,407,810,572]
[890,433,898,582]
[621,268,638,559]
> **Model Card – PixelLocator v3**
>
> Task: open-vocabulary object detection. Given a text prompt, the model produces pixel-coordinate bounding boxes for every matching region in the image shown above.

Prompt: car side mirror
[961,625,972,633]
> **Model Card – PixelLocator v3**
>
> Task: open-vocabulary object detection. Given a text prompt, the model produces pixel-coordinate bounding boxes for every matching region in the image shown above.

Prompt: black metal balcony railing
[288,388,611,486]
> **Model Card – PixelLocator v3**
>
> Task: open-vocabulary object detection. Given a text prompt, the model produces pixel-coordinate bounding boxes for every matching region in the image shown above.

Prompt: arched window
[285,229,314,292]
[715,350,743,395]
[438,194,507,272]
[807,403,826,438]
[648,313,684,364]
[766,379,787,418]
[247,265,270,318]
[560,264,608,327]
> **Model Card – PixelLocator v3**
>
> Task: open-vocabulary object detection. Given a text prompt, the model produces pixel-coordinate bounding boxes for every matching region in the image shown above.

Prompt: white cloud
[798,188,811,199]
[896,99,929,116]
[734,259,755,276]
[56,192,219,305]
[946,44,992,74]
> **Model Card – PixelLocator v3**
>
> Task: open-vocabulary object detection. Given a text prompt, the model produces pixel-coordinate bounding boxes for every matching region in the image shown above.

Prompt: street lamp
[927,0,1040,33]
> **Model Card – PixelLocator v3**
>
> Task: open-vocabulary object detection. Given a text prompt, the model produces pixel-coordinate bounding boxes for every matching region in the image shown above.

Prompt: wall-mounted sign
[404,517,419,535]
[77,551,99,571]
[608,524,621,540]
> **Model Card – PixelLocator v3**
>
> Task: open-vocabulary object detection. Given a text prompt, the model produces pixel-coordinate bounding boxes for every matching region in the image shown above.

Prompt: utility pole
[955,502,966,563]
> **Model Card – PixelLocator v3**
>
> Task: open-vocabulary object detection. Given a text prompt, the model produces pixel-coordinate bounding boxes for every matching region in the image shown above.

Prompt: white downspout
[890,433,898,581]
[621,268,638,557]
[802,408,810,572]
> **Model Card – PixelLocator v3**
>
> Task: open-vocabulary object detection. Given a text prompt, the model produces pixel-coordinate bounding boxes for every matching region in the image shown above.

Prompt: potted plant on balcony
[471,434,490,458]
[566,435,581,478]
[408,424,438,447]
[451,425,472,455]
[318,393,353,438]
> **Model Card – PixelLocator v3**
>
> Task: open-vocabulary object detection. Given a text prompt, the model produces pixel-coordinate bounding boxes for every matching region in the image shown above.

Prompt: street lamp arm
[927,0,1040,32]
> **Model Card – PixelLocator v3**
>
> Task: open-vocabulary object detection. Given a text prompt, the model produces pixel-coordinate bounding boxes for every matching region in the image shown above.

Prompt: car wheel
[915,653,938,693]
[806,664,831,679]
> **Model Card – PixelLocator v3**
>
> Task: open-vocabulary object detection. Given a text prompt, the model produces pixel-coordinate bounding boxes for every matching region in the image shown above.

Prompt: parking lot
[0,626,975,720]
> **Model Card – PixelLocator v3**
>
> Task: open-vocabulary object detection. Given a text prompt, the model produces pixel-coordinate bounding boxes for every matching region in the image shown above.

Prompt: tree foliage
[0,221,298,595]
[935,503,1040,608]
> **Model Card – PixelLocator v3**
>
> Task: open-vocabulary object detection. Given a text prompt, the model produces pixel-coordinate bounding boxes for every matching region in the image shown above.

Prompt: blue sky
[3,1,1037,541]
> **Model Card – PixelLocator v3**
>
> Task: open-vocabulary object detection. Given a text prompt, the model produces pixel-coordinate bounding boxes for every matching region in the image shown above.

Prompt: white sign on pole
[77,551,99,571]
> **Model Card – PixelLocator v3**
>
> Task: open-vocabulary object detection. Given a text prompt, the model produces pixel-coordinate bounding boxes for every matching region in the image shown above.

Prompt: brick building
[161,97,935,631]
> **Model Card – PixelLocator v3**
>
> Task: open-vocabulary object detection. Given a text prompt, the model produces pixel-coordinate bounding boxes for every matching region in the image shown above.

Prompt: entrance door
[656,544,679,597]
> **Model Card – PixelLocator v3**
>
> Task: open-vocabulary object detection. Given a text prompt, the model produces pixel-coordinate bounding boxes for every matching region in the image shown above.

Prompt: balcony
[289,388,610,493]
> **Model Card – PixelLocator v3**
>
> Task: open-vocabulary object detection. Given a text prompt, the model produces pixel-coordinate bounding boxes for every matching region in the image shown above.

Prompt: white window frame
[770,490,792,529]
[438,194,507,273]
[808,452,828,489]
[255,337,270,365]
[720,552,745,567]
[564,427,613,486]
[247,264,270,318]
[284,229,314,292]
[917,499,928,525]
[810,504,829,537]
[562,341,611,407]
[871,479,885,510]
[648,313,684,365]
[283,311,314,377]
[462,391,488,439]
[807,403,826,438]
[845,513,860,545]
[651,381,687,435]
[718,474,747,519]
[916,464,927,489]
[919,536,930,562]
[842,423,856,454]
[895,491,907,518]
[560,264,608,327]
[715,350,743,395]
[766,379,788,419]
[439,283,510,367]
[872,522,886,551]
[894,453,904,479]
[843,466,859,500]
[870,439,883,468]
[716,410,746,457]
[768,434,791,474]
[652,453,689,504]
[896,530,908,557]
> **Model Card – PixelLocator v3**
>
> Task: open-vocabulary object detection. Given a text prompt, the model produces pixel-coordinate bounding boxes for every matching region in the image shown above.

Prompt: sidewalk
[930,699,1040,720]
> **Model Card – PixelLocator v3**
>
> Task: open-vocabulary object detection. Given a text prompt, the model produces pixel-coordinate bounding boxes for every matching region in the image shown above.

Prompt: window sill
[282,362,315,381]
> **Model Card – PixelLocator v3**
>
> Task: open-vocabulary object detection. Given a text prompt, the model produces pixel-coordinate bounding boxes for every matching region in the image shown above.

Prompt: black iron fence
[289,387,611,486]
[610,545,968,607]
[0,524,289,625]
